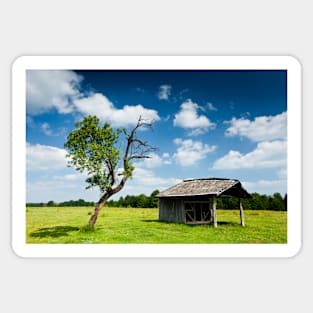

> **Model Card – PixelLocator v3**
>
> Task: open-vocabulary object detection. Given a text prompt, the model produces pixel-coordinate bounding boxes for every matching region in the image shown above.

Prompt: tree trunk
[88,193,111,227]
[88,177,129,227]
[239,198,245,227]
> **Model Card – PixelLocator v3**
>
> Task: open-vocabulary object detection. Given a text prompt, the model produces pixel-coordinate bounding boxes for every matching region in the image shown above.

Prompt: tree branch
[112,116,157,194]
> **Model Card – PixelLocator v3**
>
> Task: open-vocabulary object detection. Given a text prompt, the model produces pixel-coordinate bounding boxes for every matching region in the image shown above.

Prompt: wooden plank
[183,201,211,203]
[239,198,245,226]
[212,195,217,227]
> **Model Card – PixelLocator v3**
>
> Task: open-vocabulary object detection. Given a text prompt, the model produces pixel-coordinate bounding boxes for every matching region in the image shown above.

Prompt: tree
[149,189,160,208]
[64,115,156,227]
[271,192,284,211]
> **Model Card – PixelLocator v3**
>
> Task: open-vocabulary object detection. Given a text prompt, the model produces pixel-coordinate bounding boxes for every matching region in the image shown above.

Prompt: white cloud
[207,102,217,111]
[136,152,173,168]
[73,93,160,127]
[26,143,67,171]
[26,70,160,128]
[27,174,99,203]
[26,70,83,115]
[225,111,287,142]
[103,166,182,199]
[173,138,217,167]
[277,168,287,180]
[242,180,287,195]
[132,167,180,186]
[26,145,179,202]
[212,140,287,169]
[137,153,164,168]
[188,128,207,137]
[40,122,53,136]
[158,85,172,100]
[173,99,216,135]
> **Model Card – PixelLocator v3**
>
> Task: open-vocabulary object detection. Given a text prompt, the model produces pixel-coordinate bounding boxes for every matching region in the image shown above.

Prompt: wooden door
[184,202,211,224]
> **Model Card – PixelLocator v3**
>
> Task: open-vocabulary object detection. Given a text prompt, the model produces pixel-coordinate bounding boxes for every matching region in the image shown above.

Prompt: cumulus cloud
[26,173,98,203]
[26,70,83,115]
[73,93,160,127]
[225,111,287,142]
[212,140,287,169]
[136,152,173,168]
[173,138,216,167]
[137,153,164,168]
[26,70,160,128]
[173,99,215,136]
[132,167,180,186]
[242,180,287,195]
[158,84,172,100]
[26,143,67,171]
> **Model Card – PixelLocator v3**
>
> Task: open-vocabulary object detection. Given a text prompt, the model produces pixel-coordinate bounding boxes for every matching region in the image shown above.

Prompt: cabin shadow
[182,221,239,227]
[30,226,80,238]
[214,221,239,227]
[142,219,161,223]
[141,219,238,227]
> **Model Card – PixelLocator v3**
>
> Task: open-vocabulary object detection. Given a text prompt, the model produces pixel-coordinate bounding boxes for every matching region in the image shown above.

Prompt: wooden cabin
[156,178,251,227]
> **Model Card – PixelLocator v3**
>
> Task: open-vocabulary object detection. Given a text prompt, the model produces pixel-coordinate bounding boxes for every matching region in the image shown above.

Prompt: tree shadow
[30,226,80,238]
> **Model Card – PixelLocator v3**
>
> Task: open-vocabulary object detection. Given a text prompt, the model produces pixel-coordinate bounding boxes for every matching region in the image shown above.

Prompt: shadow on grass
[142,219,160,223]
[30,226,80,238]
[216,221,240,227]
[142,219,239,227]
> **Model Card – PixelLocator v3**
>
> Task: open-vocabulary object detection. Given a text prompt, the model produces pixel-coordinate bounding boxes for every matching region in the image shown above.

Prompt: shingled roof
[157,178,251,198]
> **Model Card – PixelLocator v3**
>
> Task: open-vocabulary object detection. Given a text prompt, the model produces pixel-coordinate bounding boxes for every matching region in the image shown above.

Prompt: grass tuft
[80,224,95,232]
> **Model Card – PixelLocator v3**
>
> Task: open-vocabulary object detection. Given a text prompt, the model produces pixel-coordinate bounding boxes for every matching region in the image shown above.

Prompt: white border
[12,56,301,258]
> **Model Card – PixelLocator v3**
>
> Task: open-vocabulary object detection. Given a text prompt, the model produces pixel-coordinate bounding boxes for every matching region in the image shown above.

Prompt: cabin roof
[156,178,251,198]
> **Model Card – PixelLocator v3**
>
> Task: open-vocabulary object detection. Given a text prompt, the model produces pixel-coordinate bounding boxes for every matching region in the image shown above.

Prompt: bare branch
[112,116,157,195]
[128,155,152,160]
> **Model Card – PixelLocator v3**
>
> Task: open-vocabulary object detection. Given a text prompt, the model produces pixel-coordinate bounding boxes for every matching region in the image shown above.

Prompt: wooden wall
[159,198,185,223]
[159,195,213,223]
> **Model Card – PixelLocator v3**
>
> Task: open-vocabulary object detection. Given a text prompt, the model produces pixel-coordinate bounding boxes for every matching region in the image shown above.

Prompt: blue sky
[26,70,287,202]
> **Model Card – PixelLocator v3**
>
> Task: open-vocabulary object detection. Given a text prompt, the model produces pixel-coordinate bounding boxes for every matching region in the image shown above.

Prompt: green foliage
[26,191,287,211]
[217,192,287,211]
[105,189,160,208]
[64,115,121,193]
[62,115,156,227]
[122,160,135,178]
[26,199,95,207]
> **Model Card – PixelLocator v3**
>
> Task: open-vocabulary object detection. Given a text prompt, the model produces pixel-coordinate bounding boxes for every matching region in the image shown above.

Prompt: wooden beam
[212,195,217,227]
[239,198,245,226]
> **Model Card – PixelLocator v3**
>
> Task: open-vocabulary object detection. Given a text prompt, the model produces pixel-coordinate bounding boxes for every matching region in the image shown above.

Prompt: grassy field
[26,207,287,244]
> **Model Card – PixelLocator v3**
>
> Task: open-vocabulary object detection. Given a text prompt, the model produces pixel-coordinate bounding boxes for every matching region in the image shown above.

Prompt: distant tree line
[218,192,287,211]
[26,199,96,207]
[26,191,287,211]
[105,190,160,208]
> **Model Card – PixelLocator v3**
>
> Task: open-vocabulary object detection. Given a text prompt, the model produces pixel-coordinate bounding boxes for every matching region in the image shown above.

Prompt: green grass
[26,207,287,244]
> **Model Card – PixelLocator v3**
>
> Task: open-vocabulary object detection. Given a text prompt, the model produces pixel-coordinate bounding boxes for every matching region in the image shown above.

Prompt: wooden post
[239,198,245,226]
[212,195,217,227]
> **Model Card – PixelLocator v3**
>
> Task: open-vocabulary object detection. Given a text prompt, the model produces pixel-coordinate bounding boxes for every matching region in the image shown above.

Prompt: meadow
[26,207,287,244]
